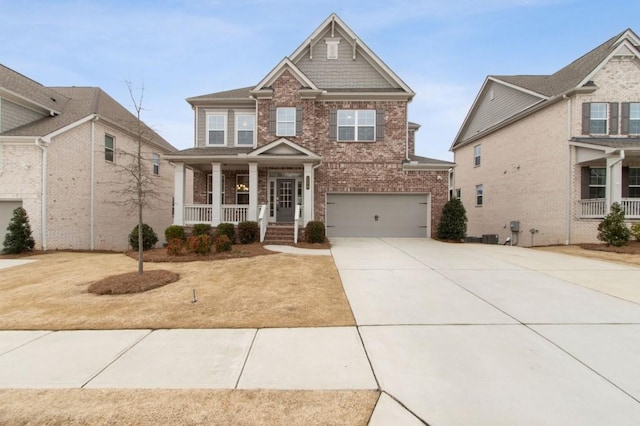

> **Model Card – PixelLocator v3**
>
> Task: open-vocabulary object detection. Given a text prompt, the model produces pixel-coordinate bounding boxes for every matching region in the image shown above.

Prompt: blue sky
[1,0,639,161]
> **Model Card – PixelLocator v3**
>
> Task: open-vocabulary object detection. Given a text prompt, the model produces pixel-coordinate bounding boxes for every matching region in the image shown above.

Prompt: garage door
[326,194,429,237]
[0,201,22,235]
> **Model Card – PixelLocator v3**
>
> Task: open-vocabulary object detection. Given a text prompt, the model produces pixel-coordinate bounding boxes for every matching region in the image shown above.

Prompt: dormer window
[325,38,340,60]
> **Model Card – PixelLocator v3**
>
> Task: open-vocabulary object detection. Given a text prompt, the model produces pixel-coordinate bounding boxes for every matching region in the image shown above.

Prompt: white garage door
[326,193,429,237]
[0,201,22,235]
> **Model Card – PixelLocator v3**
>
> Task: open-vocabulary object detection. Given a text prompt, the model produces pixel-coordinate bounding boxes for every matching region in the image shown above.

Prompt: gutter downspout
[35,138,49,250]
[405,103,410,161]
[564,94,572,245]
[90,116,99,249]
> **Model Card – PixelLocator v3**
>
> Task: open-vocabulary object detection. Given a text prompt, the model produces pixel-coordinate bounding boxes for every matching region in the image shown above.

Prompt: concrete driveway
[331,238,640,425]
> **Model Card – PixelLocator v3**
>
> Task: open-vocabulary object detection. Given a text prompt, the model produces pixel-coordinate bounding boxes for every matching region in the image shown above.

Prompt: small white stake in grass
[192,289,197,303]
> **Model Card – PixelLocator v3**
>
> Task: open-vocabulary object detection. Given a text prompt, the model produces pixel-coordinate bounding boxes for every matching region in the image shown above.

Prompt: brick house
[166,14,453,241]
[451,29,640,246]
[0,64,177,251]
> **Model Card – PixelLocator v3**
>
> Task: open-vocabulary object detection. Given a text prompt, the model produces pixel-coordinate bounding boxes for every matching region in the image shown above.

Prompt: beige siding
[0,99,46,133]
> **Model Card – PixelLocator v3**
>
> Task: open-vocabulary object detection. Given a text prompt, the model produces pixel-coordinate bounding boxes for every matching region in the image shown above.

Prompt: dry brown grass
[536,241,640,267]
[0,249,355,330]
[0,389,379,425]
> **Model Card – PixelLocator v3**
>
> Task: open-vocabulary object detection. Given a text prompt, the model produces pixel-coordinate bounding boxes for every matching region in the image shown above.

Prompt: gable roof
[0,70,176,153]
[188,13,414,104]
[452,28,640,149]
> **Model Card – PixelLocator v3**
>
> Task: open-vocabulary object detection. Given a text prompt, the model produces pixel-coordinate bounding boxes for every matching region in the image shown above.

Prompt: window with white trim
[207,174,225,204]
[276,107,296,136]
[236,114,255,145]
[589,168,606,199]
[476,184,483,206]
[474,145,481,167]
[630,103,640,134]
[337,110,375,141]
[104,134,114,162]
[629,167,640,198]
[590,103,608,134]
[236,174,249,205]
[152,153,160,175]
[207,113,227,145]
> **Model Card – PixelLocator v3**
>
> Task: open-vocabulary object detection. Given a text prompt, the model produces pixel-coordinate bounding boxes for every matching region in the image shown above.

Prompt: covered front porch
[165,139,322,241]
[573,139,640,219]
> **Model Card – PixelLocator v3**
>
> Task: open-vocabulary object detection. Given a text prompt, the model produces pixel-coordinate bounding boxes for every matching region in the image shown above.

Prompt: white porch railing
[293,205,301,244]
[258,204,267,242]
[579,198,640,219]
[184,204,212,224]
[184,204,249,225]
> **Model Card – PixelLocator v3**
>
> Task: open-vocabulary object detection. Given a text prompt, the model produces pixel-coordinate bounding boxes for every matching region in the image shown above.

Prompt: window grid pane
[105,135,114,162]
[337,110,375,141]
[207,114,226,145]
[276,108,296,136]
[590,103,607,134]
[476,184,483,206]
[630,104,640,134]
[630,168,640,186]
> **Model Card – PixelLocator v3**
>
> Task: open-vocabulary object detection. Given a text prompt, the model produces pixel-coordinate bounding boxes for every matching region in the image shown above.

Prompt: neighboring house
[0,64,178,251]
[451,29,640,246]
[166,14,453,241]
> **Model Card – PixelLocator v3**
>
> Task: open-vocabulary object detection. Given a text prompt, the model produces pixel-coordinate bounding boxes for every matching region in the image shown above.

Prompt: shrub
[215,234,232,253]
[238,221,259,244]
[597,202,631,247]
[192,223,212,237]
[437,198,468,241]
[167,238,184,256]
[187,235,212,255]
[631,222,640,242]
[2,207,35,254]
[216,223,235,243]
[129,223,159,251]
[165,225,185,242]
[305,221,326,243]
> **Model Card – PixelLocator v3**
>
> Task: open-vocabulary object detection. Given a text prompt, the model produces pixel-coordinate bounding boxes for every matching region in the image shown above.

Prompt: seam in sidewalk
[80,329,154,389]
[234,328,259,389]
[0,330,54,358]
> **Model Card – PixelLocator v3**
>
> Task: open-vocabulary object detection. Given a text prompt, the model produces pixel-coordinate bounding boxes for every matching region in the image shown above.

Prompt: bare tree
[110,81,165,275]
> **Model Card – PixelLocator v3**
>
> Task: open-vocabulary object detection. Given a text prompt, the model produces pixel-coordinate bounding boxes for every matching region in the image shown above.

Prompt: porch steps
[263,223,303,244]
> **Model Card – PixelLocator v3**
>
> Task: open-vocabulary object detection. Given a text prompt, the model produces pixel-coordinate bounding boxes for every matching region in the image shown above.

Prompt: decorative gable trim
[249,138,320,159]
[251,58,319,95]
[577,38,640,88]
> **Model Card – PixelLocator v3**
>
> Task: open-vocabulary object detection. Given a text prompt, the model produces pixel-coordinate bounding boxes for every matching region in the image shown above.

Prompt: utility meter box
[510,221,520,232]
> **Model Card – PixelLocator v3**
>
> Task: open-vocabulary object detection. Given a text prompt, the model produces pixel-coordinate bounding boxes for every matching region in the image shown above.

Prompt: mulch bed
[88,270,180,295]
[580,240,640,254]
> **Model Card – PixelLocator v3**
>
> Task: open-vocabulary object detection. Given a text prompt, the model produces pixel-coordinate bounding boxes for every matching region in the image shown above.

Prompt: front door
[276,179,295,222]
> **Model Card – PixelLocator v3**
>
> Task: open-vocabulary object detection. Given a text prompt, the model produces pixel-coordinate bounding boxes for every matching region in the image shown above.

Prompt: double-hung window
[630,103,640,134]
[207,113,227,145]
[152,153,160,175]
[474,145,481,167]
[337,110,375,141]
[276,107,296,136]
[590,103,608,134]
[589,168,606,199]
[476,184,483,206]
[236,114,255,145]
[104,134,114,162]
[629,168,640,198]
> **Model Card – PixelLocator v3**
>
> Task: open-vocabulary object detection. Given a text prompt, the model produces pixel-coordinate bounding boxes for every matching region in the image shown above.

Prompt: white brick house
[166,14,453,242]
[0,65,178,251]
[451,29,640,246]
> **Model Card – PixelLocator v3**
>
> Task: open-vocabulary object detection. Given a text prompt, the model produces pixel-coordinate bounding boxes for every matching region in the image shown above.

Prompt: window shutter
[581,103,591,135]
[621,102,630,135]
[622,167,630,198]
[269,107,276,135]
[296,106,303,137]
[581,167,590,199]
[609,102,619,135]
[329,110,337,141]
[376,110,385,142]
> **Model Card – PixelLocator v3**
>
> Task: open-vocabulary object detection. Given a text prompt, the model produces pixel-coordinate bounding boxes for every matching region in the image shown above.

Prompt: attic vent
[325,38,340,60]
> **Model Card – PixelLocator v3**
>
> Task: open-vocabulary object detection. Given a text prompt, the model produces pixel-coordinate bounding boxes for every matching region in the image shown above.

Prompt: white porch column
[303,162,314,225]
[249,162,258,221]
[211,162,222,225]
[173,162,185,225]
[606,152,624,212]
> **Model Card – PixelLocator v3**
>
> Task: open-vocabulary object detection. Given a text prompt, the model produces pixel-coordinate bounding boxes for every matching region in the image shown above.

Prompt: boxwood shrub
[238,221,259,244]
[305,221,325,243]
[216,223,235,243]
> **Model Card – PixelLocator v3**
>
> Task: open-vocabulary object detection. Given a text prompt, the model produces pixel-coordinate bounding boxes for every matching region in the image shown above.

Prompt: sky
[1,0,639,161]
